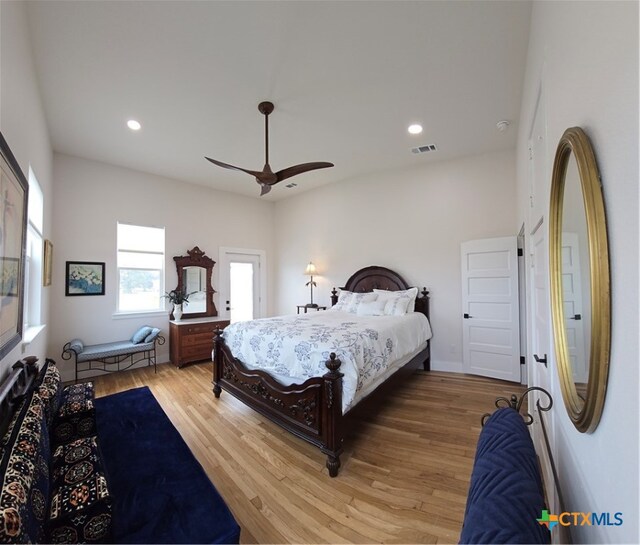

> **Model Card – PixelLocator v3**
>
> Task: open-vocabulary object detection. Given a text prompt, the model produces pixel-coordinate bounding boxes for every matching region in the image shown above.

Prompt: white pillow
[330,290,354,311]
[356,299,386,317]
[373,289,394,305]
[374,287,418,316]
[345,292,378,314]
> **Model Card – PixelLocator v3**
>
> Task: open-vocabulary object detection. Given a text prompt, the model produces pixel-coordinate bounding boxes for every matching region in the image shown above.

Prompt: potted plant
[163,289,194,321]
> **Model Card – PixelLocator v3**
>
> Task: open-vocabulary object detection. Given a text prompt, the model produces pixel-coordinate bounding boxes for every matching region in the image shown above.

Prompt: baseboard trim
[430,359,464,374]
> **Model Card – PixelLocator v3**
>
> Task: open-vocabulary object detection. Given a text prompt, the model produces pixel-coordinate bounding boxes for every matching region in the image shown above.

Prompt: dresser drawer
[180,345,213,360]
[183,321,229,335]
[182,332,217,346]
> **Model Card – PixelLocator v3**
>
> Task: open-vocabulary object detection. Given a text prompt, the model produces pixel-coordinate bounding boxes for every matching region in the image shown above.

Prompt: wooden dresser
[169,317,230,368]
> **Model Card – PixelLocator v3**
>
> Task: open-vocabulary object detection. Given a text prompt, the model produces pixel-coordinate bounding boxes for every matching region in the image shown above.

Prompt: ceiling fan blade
[260,183,272,196]
[275,162,334,183]
[205,157,264,178]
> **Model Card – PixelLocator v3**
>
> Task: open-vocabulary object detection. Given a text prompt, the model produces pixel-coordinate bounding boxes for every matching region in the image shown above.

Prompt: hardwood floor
[91,363,525,544]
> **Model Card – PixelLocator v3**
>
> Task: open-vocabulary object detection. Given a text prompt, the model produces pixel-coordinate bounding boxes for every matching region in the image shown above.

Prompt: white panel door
[461,236,521,382]
[529,84,548,226]
[531,224,551,384]
[529,221,557,514]
[219,247,266,322]
[561,232,588,384]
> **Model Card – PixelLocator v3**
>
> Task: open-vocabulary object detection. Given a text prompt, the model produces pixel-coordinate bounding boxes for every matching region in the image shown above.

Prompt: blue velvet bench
[62,326,165,382]
[459,397,552,544]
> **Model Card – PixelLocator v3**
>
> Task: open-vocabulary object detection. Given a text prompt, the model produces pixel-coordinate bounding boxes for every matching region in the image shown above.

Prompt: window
[24,168,44,330]
[117,222,165,313]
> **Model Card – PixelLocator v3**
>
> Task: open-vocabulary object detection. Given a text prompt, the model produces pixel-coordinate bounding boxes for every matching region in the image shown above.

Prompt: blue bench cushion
[459,408,550,544]
[76,341,155,363]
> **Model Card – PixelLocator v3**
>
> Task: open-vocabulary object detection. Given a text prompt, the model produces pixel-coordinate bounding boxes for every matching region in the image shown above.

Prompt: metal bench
[62,326,165,382]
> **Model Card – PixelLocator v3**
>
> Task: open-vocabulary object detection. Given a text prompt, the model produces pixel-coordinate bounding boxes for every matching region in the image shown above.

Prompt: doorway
[219,248,266,323]
[461,236,521,382]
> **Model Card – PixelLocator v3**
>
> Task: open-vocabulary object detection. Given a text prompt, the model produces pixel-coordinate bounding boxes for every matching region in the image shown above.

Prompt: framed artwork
[43,239,53,287]
[65,261,105,296]
[0,132,29,360]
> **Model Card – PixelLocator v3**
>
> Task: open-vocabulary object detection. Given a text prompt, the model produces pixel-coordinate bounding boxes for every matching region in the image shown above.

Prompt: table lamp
[304,262,318,308]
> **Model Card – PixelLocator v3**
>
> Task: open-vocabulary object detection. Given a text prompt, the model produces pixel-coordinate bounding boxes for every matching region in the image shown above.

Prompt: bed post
[322,352,344,477]
[418,288,431,371]
[212,328,223,398]
[330,287,339,307]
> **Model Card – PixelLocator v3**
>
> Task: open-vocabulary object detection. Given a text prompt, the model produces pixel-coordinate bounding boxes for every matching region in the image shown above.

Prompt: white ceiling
[26,1,531,201]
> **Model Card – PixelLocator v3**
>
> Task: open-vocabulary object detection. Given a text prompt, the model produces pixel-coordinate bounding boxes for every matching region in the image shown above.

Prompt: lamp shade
[304,262,317,276]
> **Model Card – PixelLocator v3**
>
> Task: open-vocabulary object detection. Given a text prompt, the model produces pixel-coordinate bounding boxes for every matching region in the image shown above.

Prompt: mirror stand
[173,246,218,319]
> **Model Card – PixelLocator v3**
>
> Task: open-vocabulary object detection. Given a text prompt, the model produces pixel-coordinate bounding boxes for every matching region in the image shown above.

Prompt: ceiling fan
[205,101,334,196]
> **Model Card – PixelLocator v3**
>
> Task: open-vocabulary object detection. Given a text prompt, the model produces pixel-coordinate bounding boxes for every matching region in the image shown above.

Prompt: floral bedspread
[223,310,431,412]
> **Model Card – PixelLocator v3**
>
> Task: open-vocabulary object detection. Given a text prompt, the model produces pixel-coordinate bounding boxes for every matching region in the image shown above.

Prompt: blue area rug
[95,386,240,544]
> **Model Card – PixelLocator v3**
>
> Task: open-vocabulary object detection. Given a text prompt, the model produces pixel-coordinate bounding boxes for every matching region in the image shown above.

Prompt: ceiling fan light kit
[206,101,334,196]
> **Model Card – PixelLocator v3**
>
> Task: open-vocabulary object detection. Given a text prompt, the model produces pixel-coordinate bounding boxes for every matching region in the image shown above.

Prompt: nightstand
[297,305,327,314]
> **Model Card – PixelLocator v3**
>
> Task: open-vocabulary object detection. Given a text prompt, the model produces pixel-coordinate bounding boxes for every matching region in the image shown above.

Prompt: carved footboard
[213,331,345,476]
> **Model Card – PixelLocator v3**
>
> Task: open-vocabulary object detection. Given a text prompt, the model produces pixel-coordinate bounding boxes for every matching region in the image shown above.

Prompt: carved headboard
[330,265,430,320]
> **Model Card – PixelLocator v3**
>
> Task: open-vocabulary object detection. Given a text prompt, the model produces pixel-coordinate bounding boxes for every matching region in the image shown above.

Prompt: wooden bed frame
[212,265,430,477]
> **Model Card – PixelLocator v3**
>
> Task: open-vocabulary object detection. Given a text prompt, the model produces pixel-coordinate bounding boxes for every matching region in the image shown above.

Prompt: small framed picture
[43,239,53,287]
[65,261,105,296]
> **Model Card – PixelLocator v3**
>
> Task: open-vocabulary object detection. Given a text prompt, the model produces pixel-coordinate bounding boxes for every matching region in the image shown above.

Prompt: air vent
[411,144,438,154]
[285,182,298,188]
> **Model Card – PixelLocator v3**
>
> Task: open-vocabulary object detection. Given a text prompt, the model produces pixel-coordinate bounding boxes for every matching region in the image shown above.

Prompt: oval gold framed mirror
[549,127,610,433]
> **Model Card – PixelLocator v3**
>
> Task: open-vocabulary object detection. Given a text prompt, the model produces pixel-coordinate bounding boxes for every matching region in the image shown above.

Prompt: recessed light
[408,124,423,135]
[127,119,142,131]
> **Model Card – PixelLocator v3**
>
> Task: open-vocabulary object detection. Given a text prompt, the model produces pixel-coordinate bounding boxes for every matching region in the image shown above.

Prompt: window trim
[24,168,44,331]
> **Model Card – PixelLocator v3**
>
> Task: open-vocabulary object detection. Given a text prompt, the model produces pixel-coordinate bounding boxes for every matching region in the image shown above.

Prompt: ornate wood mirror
[549,127,610,432]
[173,247,218,319]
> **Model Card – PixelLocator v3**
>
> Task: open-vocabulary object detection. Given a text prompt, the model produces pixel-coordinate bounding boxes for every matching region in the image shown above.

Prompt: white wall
[0,0,53,378]
[516,2,638,542]
[274,149,517,371]
[50,154,274,381]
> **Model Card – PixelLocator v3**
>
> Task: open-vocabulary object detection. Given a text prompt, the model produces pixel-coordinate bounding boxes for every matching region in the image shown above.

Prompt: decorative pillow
[68,340,84,355]
[131,326,153,344]
[48,437,112,543]
[0,390,51,544]
[356,299,387,317]
[374,287,418,316]
[144,327,161,344]
[58,383,95,419]
[344,292,378,314]
[38,359,63,426]
[52,383,96,447]
[330,290,354,311]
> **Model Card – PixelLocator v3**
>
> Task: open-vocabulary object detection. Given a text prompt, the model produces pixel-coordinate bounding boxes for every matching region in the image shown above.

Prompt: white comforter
[222,310,432,413]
